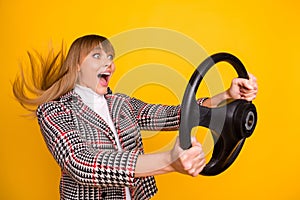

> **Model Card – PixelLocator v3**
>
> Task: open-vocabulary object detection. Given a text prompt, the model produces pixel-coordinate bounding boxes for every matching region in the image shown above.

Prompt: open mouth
[97,72,111,87]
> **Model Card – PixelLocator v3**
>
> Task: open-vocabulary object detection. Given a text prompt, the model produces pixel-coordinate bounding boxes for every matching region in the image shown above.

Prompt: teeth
[97,72,110,78]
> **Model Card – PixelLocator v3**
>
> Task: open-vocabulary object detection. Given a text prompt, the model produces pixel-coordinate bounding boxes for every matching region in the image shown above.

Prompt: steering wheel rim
[179,52,257,176]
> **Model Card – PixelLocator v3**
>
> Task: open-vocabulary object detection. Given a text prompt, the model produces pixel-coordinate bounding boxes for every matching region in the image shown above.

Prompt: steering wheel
[179,52,257,176]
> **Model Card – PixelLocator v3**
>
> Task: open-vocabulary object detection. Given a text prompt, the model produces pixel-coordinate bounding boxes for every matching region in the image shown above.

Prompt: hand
[170,137,206,177]
[227,73,258,101]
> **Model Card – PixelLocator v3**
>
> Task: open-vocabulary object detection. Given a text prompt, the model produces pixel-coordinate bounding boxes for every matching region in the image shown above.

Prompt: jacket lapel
[65,91,118,149]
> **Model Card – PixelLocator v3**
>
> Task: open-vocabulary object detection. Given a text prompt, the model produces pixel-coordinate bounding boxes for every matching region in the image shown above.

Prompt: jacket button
[72,96,78,103]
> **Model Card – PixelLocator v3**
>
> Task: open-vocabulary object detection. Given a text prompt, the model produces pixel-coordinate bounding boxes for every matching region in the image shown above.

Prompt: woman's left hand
[227,73,258,101]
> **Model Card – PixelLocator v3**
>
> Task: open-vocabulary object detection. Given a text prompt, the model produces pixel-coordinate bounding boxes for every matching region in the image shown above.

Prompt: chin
[96,87,108,95]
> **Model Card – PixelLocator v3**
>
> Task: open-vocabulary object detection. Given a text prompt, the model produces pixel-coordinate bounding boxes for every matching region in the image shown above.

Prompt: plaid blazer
[37,90,181,200]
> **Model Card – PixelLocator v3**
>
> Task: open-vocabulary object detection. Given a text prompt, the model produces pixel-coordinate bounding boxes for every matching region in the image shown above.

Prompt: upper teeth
[98,72,110,78]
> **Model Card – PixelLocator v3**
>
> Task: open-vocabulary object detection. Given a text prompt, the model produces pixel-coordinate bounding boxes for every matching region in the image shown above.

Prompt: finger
[248,73,258,89]
[191,137,202,147]
[240,88,258,96]
[241,80,254,90]
[186,147,203,161]
[194,159,206,175]
[187,167,196,176]
[240,87,258,94]
[190,156,206,176]
[192,152,204,163]
[183,151,206,176]
[248,73,257,82]
[182,147,203,170]
[191,148,205,166]
[235,78,254,91]
[195,156,206,169]
[240,91,256,97]
[243,95,257,101]
[240,92,257,101]
[183,161,193,171]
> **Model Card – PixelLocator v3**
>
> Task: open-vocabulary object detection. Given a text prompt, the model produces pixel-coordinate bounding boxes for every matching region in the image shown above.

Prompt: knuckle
[183,162,192,170]
[188,168,195,174]
[232,78,239,84]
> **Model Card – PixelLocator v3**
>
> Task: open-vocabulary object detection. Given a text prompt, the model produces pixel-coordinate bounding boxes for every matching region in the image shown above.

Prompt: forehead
[90,46,103,52]
[90,42,114,54]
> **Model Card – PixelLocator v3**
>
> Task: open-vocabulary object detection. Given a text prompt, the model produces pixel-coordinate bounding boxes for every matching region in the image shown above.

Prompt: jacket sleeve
[129,97,181,131]
[36,101,140,188]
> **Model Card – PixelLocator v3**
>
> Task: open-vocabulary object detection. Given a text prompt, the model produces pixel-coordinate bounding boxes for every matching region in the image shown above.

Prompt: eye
[92,53,101,59]
[107,54,114,60]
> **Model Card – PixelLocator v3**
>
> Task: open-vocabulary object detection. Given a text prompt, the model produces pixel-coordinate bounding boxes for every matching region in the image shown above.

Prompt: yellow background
[1,0,300,199]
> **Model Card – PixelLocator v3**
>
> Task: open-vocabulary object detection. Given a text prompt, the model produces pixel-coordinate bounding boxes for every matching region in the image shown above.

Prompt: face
[77,44,115,95]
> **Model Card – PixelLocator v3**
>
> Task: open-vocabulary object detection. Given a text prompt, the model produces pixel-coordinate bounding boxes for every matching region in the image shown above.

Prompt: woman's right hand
[135,136,206,178]
[170,137,206,177]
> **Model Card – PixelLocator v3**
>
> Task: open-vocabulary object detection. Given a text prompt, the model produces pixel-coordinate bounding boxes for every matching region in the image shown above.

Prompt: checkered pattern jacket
[37,90,181,200]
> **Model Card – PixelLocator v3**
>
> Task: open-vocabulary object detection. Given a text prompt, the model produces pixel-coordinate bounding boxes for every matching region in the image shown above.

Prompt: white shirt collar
[74,84,109,120]
[74,84,105,104]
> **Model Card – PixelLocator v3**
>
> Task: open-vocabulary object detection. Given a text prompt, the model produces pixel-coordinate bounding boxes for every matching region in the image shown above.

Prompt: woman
[13,34,257,200]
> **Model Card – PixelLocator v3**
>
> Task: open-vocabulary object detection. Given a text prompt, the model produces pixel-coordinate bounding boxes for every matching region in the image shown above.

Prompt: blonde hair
[13,34,115,115]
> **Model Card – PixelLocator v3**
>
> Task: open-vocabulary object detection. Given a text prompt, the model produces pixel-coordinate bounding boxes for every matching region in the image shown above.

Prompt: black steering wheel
[179,52,257,176]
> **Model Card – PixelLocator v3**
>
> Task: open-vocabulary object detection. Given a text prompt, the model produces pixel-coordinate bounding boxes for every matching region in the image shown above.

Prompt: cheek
[111,62,116,73]
[78,67,98,86]
[80,60,96,76]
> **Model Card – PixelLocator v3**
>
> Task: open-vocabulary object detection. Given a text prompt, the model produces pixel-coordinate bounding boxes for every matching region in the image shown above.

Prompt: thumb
[191,136,201,147]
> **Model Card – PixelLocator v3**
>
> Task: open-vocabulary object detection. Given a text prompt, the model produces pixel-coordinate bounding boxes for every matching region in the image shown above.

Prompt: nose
[104,63,112,69]
[104,59,112,68]
[102,52,114,70]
